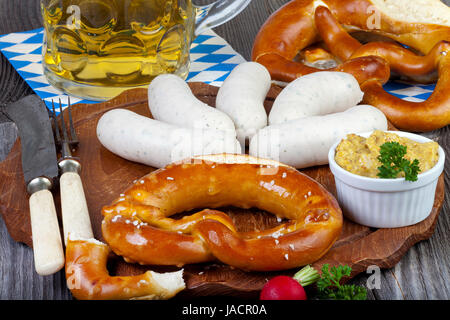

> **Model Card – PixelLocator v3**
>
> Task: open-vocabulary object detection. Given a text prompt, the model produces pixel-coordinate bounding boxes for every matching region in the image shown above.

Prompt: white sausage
[97,109,241,168]
[269,72,364,125]
[216,62,271,146]
[148,74,236,134]
[250,105,387,168]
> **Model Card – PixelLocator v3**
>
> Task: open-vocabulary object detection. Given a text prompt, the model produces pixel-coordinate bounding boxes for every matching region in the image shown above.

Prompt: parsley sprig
[377,142,420,181]
[316,264,367,300]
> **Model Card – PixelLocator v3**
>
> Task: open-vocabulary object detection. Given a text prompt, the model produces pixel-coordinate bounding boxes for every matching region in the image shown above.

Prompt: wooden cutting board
[0,82,444,298]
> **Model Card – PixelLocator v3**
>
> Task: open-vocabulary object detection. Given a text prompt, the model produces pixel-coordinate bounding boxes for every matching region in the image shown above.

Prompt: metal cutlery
[4,95,65,276]
[52,98,93,244]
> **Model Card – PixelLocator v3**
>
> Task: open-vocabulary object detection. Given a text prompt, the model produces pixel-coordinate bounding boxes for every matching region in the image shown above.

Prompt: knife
[4,95,65,276]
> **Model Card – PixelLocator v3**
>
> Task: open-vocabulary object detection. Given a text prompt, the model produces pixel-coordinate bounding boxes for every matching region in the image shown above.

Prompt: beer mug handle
[194,0,251,36]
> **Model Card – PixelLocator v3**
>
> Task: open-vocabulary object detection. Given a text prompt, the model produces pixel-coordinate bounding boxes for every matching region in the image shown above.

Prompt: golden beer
[41,0,195,100]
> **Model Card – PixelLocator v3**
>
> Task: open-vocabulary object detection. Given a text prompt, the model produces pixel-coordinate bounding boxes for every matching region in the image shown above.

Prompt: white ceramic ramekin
[328,131,445,228]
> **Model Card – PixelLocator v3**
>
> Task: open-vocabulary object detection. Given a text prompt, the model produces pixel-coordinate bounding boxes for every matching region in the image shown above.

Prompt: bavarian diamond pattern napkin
[0,27,436,112]
[0,28,246,112]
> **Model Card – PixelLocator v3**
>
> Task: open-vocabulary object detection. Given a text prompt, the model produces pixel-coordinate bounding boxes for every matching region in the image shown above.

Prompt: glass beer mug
[40,0,251,100]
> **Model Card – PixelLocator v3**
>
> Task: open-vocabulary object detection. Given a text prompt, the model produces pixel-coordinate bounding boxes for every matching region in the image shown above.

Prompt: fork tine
[51,100,61,147]
[59,98,69,143]
[67,97,79,146]
[58,98,73,158]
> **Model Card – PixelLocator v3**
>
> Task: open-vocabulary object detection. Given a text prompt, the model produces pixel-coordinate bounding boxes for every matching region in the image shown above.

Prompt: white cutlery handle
[29,189,65,276]
[60,171,93,244]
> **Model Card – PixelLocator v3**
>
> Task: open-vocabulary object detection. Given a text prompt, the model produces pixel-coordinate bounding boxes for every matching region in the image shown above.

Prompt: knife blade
[4,95,65,276]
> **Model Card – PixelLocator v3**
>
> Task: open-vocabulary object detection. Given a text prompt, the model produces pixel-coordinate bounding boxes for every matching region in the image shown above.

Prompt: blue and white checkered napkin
[0,27,246,111]
[0,27,435,111]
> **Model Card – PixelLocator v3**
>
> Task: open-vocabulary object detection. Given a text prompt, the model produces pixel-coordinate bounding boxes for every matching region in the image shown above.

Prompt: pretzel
[65,237,185,300]
[299,46,338,69]
[252,0,450,132]
[314,6,450,132]
[101,154,343,272]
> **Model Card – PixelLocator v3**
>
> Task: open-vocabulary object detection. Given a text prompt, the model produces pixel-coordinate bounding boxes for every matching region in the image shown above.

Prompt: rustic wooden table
[0,0,449,300]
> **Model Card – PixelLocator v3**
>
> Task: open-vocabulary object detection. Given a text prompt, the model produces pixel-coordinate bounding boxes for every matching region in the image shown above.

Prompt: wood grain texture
[0,0,449,300]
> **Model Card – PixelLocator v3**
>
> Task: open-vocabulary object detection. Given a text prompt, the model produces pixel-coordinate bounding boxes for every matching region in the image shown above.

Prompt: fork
[52,98,93,244]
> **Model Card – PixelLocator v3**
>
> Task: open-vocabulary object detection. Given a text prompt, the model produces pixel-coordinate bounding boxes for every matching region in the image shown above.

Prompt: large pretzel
[101,154,343,272]
[252,0,450,132]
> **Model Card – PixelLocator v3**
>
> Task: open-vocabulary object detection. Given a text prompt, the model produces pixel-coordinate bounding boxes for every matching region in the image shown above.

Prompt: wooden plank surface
[0,0,449,300]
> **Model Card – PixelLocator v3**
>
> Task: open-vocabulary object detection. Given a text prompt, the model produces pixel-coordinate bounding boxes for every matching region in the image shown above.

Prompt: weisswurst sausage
[148,74,236,135]
[97,109,241,168]
[216,62,271,146]
[250,105,388,168]
[269,72,364,125]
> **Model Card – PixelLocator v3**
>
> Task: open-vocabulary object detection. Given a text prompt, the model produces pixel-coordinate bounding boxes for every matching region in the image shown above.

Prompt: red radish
[260,275,307,300]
